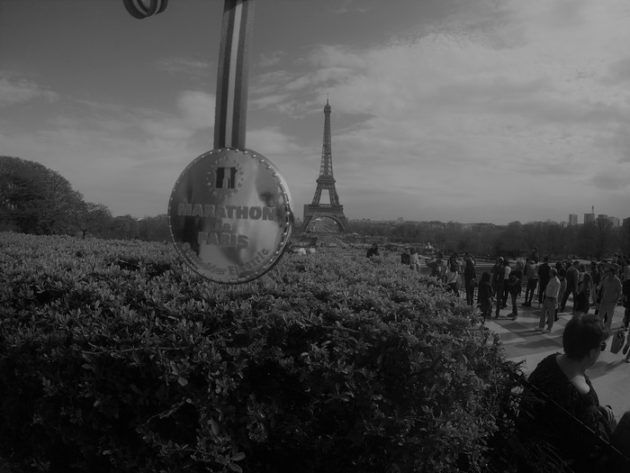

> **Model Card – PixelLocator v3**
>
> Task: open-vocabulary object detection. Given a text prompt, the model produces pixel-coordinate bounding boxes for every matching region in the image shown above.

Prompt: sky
[1,0,630,225]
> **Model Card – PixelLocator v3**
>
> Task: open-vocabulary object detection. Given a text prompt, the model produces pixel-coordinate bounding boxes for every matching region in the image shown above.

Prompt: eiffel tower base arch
[302,204,348,232]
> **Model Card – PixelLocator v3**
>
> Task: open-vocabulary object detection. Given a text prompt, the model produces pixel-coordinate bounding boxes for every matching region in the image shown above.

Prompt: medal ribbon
[123,0,254,150]
[214,0,254,150]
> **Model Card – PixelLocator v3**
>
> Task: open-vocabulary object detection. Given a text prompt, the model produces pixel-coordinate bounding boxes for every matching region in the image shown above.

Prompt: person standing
[537,257,551,306]
[409,248,420,272]
[591,261,603,308]
[430,252,446,281]
[507,261,523,319]
[502,259,512,309]
[598,264,623,334]
[561,261,580,313]
[575,272,593,315]
[477,271,494,321]
[555,267,567,322]
[538,268,560,332]
[367,243,379,258]
[623,265,630,362]
[493,257,506,317]
[622,265,630,331]
[445,261,460,297]
[463,255,477,306]
[523,259,538,307]
[529,247,539,264]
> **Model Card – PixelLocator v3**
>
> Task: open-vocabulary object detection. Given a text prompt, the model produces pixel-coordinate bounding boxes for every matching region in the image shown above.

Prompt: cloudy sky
[1,0,630,224]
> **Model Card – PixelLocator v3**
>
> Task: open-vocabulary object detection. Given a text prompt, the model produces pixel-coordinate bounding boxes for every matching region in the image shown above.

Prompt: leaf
[232,452,246,461]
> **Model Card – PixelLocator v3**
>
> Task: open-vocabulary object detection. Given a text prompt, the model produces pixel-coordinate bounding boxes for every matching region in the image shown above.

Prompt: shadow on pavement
[511,336,563,351]
[590,358,629,378]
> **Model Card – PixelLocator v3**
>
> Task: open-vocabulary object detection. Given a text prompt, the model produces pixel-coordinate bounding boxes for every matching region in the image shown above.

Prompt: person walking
[523,259,538,307]
[598,264,623,335]
[538,268,560,332]
[537,257,551,306]
[463,255,477,306]
[561,261,580,313]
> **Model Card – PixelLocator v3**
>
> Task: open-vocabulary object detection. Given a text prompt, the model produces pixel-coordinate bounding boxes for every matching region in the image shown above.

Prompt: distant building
[608,216,620,227]
[584,213,595,224]
[568,214,578,226]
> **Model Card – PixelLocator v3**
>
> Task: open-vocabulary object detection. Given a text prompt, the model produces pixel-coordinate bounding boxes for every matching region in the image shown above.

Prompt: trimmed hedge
[0,232,525,473]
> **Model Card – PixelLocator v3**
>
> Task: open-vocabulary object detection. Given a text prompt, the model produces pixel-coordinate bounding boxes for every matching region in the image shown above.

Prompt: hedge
[0,232,541,473]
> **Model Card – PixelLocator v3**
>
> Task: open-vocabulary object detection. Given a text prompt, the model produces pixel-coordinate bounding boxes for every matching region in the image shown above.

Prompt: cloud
[330,0,376,15]
[590,168,630,191]
[176,91,215,130]
[0,75,57,106]
[0,88,217,217]
[156,57,210,76]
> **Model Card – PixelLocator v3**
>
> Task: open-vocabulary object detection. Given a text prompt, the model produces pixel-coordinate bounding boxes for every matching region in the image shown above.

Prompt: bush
[0,232,523,473]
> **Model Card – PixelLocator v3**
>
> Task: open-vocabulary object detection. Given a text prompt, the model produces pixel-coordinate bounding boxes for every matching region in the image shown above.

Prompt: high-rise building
[568,214,578,226]
[584,213,595,224]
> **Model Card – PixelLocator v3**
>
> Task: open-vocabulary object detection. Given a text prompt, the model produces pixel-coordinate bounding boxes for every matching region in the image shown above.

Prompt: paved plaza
[486,303,630,421]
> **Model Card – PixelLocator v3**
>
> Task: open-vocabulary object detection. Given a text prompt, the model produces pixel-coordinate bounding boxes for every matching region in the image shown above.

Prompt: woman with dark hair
[519,314,630,472]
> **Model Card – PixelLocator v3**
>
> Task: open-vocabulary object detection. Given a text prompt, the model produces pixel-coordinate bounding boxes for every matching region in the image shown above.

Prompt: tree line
[0,156,170,241]
[349,217,630,260]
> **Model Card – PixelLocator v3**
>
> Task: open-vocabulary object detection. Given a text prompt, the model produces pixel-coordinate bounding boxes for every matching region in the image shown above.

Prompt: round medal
[168,148,293,283]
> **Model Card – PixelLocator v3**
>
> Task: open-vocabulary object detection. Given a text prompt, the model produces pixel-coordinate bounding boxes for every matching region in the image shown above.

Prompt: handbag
[610,329,625,354]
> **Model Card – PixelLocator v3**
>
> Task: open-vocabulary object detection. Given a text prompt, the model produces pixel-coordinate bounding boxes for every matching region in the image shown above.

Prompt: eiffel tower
[303,100,348,232]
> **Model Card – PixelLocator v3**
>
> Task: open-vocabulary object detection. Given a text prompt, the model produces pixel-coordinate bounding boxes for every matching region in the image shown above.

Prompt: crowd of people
[420,250,630,362]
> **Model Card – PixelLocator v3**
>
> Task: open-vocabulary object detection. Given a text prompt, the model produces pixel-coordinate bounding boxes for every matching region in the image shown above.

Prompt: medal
[125,0,294,283]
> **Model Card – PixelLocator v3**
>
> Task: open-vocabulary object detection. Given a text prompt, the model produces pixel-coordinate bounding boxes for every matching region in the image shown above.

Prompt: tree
[622,219,630,255]
[73,201,113,239]
[576,222,599,259]
[494,221,526,257]
[108,215,139,240]
[595,217,617,258]
[137,214,170,242]
[0,156,84,234]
